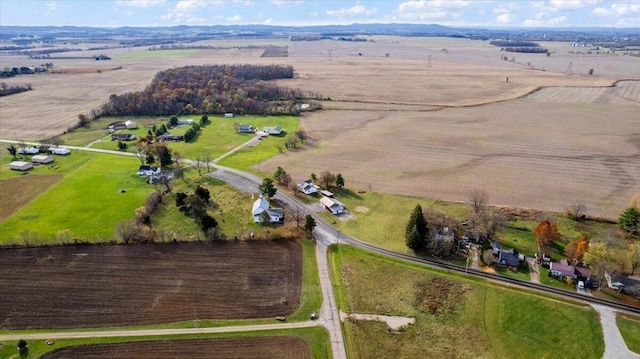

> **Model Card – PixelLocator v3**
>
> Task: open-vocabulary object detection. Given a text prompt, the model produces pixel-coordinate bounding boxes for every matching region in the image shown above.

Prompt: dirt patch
[0,174,63,221]
[41,336,311,359]
[0,241,302,329]
[340,310,415,331]
[414,277,471,316]
[495,207,547,221]
[354,206,370,213]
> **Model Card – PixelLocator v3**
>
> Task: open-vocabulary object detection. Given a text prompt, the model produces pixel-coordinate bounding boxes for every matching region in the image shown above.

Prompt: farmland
[0,240,302,329]
[41,336,311,359]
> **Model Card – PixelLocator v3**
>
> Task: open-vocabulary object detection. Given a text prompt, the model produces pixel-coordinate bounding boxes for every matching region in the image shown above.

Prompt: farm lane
[0,321,319,341]
[592,304,640,359]
[0,139,137,158]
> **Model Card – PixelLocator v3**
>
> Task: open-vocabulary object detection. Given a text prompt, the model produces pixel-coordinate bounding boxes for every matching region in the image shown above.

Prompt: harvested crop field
[0,241,302,329]
[41,337,311,359]
[263,80,640,219]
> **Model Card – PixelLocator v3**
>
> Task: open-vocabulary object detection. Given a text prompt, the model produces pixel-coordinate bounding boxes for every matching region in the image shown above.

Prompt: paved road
[592,304,640,359]
[0,321,318,341]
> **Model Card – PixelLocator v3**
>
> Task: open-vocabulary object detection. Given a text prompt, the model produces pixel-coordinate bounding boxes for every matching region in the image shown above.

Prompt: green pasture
[87,115,299,164]
[0,326,331,359]
[112,49,201,60]
[0,152,150,244]
[59,117,162,146]
[329,245,604,359]
[617,314,640,354]
[0,149,91,181]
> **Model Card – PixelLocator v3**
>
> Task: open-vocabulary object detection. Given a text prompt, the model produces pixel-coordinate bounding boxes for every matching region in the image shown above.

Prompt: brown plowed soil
[0,241,302,329]
[41,336,311,359]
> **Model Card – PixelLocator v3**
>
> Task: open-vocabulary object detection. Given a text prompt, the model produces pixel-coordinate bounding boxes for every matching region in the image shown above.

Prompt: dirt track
[0,241,302,329]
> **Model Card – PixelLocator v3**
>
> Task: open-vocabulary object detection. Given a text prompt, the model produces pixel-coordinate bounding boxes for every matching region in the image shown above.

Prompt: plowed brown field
[0,241,302,329]
[41,336,311,359]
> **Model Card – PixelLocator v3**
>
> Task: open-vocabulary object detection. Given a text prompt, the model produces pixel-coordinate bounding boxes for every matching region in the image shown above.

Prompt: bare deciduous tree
[468,187,488,215]
[319,170,336,190]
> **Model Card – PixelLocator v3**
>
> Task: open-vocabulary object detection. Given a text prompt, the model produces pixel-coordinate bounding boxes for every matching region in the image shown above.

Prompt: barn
[32,155,54,164]
[10,161,33,171]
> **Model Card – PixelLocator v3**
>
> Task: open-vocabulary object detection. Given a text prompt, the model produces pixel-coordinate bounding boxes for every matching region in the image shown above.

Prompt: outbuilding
[49,147,71,155]
[32,155,54,164]
[10,161,33,171]
[320,196,345,215]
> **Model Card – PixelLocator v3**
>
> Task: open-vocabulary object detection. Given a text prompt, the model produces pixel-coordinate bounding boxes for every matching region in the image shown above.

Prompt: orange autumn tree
[565,236,589,263]
[534,220,561,252]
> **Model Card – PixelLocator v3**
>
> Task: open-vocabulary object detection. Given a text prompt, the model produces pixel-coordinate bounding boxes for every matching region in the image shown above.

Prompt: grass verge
[329,244,604,359]
[0,326,331,359]
[617,313,640,354]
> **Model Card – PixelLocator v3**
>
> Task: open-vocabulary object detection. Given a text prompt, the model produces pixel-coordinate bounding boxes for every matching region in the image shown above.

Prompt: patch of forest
[100,64,321,117]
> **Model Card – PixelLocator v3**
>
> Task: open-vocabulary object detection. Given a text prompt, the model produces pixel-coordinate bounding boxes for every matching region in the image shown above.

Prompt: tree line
[99,64,322,117]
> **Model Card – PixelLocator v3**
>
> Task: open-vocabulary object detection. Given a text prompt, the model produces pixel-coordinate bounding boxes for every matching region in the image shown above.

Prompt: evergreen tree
[259,178,277,198]
[335,173,345,188]
[405,204,427,251]
[406,225,422,251]
[619,206,640,235]
[304,214,316,238]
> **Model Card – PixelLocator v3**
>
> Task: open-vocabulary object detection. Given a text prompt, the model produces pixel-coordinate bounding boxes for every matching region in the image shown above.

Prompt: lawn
[617,314,640,354]
[0,327,331,359]
[329,245,604,359]
[324,191,467,252]
[59,117,163,146]
[0,153,150,243]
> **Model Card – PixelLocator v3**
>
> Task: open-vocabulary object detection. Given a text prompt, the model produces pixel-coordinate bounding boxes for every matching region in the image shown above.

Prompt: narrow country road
[0,321,318,341]
[592,304,640,359]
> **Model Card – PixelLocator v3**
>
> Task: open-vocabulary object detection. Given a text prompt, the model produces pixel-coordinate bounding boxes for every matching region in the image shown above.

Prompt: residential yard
[329,245,604,359]
[0,327,331,359]
[0,152,150,243]
[617,314,640,354]
[323,191,467,252]
[86,115,299,162]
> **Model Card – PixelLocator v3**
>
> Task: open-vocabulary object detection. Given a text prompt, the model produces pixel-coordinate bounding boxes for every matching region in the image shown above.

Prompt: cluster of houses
[9,146,71,171]
[296,179,346,215]
[237,124,283,137]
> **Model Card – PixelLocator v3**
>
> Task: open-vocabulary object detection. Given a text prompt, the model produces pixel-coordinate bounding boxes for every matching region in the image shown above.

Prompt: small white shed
[32,155,54,164]
[10,161,33,171]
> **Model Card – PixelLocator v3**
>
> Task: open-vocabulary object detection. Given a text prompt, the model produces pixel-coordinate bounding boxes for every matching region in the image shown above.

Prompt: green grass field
[329,245,604,359]
[617,314,640,354]
[325,191,467,252]
[0,153,150,243]
[0,327,331,359]
[86,115,299,165]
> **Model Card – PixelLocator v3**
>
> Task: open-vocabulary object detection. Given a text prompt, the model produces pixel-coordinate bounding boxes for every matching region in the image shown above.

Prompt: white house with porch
[252,196,284,223]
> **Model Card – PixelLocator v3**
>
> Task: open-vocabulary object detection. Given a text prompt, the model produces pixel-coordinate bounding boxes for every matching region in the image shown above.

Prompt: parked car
[578,281,585,290]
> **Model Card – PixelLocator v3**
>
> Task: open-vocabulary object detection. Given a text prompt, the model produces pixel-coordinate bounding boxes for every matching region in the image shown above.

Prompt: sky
[1,0,639,28]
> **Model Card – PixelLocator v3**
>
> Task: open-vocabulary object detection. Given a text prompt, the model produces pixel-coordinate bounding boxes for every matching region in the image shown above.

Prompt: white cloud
[227,14,242,22]
[592,2,640,17]
[46,1,59,11]
[270,0,303,8]
[396,0,469,22]
[116,0,166,8]
[176,0,213,11]
[398,0,470,11]
[264,17,273,24]
[326,4,378,17]
[496,13,515,24]
[547,0,601,11]
[523,15,567,26]
[310,11,318,17]
[125,11,134,16]
[232,0,254,6]
[493,2,519,14]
